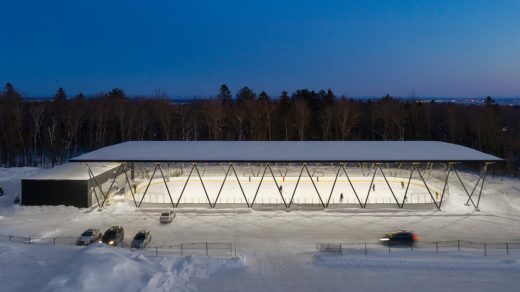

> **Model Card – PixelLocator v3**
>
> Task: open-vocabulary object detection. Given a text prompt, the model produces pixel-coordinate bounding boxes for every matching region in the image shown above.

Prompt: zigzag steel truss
[86,161,492,211]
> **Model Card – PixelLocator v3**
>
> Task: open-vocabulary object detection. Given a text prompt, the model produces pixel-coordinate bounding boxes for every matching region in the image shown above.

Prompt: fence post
[53,238,56,246]
[364,243,367,256]
[484,244,487,256]
[155,246,158,256]
[457,240,460,251]
[340,244,342,255]
[388,244,390,253]
[206,242,209,256]
[28,236,31,244]
[181,244,183,256]
[506,243,509,255]
[435,241,438,252]
[234,243,236,257]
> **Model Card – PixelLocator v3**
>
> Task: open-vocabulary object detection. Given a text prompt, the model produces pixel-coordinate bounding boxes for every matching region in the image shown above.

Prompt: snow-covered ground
[1,167,520,291]
[0,242,245,292]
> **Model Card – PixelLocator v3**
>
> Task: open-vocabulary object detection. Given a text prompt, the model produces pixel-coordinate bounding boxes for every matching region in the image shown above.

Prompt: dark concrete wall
[22,180,89,207]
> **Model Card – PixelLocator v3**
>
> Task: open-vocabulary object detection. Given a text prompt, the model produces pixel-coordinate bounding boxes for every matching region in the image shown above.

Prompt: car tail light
[412,234,419,241]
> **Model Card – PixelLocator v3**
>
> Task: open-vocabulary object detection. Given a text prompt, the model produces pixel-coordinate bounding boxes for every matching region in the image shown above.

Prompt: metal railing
[0,234,235,257]
[316,240,520,256]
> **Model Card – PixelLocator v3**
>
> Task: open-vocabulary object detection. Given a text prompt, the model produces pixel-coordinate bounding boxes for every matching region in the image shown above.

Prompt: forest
[0,83,518,175]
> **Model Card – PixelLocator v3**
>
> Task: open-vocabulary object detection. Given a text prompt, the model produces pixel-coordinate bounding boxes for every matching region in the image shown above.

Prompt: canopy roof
[69,141,502,163]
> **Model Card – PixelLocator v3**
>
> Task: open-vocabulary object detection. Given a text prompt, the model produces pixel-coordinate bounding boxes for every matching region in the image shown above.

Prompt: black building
[22,163,122,208]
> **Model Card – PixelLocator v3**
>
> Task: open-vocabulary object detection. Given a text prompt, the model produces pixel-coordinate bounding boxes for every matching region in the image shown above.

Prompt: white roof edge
[23,162,121,180]
[68,141,503,163]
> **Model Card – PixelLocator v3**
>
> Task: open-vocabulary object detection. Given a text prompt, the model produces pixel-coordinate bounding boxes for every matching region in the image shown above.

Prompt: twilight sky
[0,0,519,97]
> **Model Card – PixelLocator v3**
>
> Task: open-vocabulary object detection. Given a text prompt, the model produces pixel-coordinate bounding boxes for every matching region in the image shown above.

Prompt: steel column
[437,163,452,209]
[452,165,479,209]
[230,164,249,207]
[175,164,195,207]
[157,164,175,208]
[138,164,159,207]
[100,163,124,208]
[341,164,363,207]
[193,164,212,208]
[212,164,233,208]
[363,165,378,208]
[85,163,107,201]
[288,164,305,208]
[415,163,441,210]
[464,163,488,207]
[377,164,401,208]
[326,163,342,207]
[250,164,268,207]
[122,164,138,207]
[266,164,288,208]
[475,163,491,210]
[303,163,326,208]
[400,164,415,207]
[85,164,101,207]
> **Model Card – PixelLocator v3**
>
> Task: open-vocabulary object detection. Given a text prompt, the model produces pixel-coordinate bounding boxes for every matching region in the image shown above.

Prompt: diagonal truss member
[287,163,326,208]
[212,163,249,208]
[174,163,212,208]
[250,163,288,208]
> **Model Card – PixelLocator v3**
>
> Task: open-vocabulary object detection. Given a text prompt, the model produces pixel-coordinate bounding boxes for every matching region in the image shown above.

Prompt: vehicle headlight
[380,238,390,241]
[109,240,114,245]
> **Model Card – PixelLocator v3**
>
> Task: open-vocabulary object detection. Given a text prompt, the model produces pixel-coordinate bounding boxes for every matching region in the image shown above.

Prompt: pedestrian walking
[372,184,375,192]
[401,181,405,189]
[340,193,344,203]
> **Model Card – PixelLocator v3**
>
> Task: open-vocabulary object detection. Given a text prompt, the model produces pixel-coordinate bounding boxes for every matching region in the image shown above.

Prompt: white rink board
[131,176,444,206]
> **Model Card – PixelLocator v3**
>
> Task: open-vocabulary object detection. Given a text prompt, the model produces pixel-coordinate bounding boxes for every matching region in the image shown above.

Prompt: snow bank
[0,167,41,207]
[314,251,520,271]
[0,242,245,292]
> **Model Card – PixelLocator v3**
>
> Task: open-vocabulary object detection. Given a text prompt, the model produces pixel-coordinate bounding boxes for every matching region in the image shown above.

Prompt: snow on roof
[69,141,503,163]
[24,163,121,180]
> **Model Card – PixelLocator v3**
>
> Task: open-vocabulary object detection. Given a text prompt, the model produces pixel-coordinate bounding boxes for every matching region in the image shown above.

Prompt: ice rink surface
[135,176,443,207]
[1,167,520,291]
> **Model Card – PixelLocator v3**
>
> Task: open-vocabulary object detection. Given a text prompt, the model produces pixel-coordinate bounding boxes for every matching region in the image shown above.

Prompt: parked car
[131,230,152,249]
[101,226,124,246]
[76,228,102,246]
[380,230,418,246]
[160,210,176,223]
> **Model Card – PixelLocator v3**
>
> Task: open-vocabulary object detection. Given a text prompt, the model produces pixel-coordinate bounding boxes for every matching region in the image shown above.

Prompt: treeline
[0,83,518,174]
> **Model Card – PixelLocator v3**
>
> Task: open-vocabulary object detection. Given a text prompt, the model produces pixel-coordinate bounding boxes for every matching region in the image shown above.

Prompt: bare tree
[292,99,310,141]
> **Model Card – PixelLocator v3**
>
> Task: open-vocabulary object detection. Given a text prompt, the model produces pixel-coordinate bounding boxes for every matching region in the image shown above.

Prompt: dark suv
[380,230,417,246]
[101,226,124,246]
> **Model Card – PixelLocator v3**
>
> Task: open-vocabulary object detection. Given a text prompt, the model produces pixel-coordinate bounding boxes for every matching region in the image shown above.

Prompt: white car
[160,210,176,223]
[76,228,102,246]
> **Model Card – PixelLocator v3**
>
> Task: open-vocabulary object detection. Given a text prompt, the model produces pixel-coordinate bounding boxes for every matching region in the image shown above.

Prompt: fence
[0,235,235,257]
[316,240,520,257]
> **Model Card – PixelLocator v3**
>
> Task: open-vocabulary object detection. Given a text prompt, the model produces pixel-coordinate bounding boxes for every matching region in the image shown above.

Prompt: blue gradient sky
[0,0,519,97]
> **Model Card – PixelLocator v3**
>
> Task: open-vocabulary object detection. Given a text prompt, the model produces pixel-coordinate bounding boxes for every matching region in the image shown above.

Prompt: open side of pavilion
[69,141,503,211]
